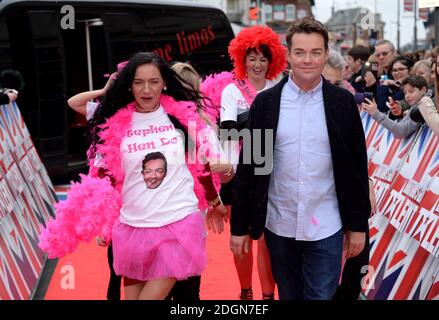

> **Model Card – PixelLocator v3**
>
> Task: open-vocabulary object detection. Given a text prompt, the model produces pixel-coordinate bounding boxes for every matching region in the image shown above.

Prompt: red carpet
[44,222,275,300]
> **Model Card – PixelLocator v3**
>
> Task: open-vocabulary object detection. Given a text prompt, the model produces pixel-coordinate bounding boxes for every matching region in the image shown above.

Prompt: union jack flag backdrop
[0,102,55,300]
[361,113,438,300]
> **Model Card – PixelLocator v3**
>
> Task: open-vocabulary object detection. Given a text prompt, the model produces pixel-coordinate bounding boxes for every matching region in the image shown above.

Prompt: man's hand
[230,234,251,259]
[205,204,228,234]
[344,231,366,259]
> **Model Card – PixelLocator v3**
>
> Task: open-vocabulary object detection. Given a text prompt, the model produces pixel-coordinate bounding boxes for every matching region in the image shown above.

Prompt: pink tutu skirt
[112,212,207,282]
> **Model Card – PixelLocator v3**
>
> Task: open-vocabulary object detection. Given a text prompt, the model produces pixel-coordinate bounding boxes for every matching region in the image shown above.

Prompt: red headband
[228,25,287,80]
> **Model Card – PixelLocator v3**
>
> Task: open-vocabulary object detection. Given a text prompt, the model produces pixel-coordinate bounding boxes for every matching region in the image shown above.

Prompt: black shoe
[239,288,253,300]
[262,293,275,300]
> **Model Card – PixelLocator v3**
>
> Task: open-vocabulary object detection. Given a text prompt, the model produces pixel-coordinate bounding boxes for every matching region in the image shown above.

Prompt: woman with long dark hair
[85,52,219,300]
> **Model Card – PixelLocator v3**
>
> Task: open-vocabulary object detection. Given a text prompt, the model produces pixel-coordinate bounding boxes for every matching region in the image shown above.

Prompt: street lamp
[78,18,103,91]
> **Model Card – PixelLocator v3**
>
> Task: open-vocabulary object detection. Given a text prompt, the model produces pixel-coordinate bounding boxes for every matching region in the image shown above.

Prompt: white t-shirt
[86,101,99,120]
[219,80,276,168]
[220,80,276,122]
[119,106,199,227]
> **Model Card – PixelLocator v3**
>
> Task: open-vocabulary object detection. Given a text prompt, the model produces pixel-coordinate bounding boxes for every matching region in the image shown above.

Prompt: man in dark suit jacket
[230,17,371,300]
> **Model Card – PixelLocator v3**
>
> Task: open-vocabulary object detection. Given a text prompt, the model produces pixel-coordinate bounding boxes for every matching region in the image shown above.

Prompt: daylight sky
[313,0,427,49]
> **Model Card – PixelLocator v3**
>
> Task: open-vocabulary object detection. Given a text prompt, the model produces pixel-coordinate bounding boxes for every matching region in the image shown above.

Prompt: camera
[361,61,378,80]
[354,92,374,105]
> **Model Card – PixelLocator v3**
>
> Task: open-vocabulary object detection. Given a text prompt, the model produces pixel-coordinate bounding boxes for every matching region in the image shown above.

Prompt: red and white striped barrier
[0,102,55,300]
[361,112,438,300]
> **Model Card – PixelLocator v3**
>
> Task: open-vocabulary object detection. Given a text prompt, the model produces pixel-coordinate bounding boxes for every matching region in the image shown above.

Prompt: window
[286,4,296,22]
[264,4,273,22]
[297,9,308,20]
[273,4,285,21]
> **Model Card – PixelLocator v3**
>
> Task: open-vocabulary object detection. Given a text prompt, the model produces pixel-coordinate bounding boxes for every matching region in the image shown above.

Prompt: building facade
[325,7,385,53]
[261,0,314,44]
[190,0,314,40]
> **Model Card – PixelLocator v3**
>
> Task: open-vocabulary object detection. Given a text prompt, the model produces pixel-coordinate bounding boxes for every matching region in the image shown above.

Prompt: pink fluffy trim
[38,174,122,258]
[200,71,234,123]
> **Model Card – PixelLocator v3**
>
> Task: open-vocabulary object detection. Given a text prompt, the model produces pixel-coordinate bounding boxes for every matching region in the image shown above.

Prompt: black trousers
[166,276,201,301]
[333,229,370,301]
[107,243,122,300]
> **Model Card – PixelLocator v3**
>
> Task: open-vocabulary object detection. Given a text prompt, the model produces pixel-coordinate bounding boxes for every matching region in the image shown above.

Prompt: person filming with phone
[346,45,376,94]
[376,56,414,117]
[362,75,428,139]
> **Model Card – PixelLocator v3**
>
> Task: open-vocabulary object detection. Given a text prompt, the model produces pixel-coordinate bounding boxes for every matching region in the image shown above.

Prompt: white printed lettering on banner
[374,166,397,183]
[40,170,56,202]
[9,103,31,138]
[374,179,391,206]
[30,175,55,220]
[0,105,27,160]
[33,171,53,201]
[406,205,438,255]
[22,187,47,226]
[0,178,14,218]
[0,131,14,172]
[403,180,426,203]
[0,151,14,173]
[18,156,35,184]
[381,190,417,231]
[26,147,42,171]
[5,163,26,196]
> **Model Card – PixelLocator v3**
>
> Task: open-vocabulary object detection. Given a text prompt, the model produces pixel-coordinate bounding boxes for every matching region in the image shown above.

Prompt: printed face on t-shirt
[142,158,167,189]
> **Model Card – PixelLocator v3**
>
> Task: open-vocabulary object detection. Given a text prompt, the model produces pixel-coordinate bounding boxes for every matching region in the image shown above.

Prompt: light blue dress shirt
[266,76,342,241]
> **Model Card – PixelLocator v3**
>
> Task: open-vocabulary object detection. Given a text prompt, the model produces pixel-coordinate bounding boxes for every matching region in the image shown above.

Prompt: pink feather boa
[38,174,121,258]
[39,95,221,258]
[200,71,234,123]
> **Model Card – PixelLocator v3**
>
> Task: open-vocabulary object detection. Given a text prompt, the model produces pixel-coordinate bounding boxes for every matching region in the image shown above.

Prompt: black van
[0,0,234,178]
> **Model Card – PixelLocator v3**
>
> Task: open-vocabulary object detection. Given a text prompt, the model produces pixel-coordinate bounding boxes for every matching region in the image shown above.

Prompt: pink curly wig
[228,25,287,80]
